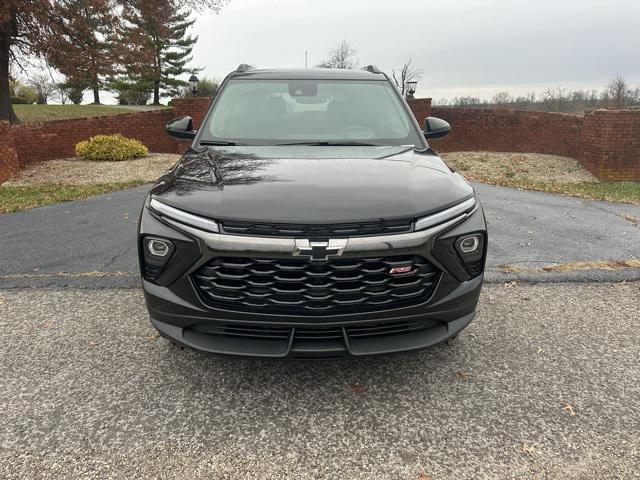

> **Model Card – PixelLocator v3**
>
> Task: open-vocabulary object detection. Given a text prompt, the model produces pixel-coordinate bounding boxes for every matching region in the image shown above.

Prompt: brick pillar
[579,109,640,181]
[169,97,213,129]
[407,98,433,127]
[0,121,20,183]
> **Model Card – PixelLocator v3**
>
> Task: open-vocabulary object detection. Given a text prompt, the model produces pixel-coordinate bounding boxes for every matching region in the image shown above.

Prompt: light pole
[406,80,417,100]
[189,74,199,96]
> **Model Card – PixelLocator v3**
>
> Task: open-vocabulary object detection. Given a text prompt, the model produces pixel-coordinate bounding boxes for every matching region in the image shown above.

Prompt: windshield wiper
[276,141,379,146]
[199,140,239,146]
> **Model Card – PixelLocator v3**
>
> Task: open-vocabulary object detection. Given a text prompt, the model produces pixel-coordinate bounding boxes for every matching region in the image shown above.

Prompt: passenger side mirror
[423,117,450,140]
[166,116,197,139]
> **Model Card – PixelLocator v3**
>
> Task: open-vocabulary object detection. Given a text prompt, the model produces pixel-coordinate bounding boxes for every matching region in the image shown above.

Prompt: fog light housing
[458,235,480,253]
[148,239,171,257]
[455,233,485,278]
[141,237,175,282]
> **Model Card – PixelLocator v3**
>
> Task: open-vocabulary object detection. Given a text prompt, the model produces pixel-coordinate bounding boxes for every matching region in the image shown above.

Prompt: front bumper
[138,200,487,358]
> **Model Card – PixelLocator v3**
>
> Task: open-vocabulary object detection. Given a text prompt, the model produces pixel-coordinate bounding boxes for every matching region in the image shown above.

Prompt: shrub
[75,134,148,161]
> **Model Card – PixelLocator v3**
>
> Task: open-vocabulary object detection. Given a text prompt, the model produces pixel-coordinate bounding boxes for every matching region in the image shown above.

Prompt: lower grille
[192,255,439,315]
[192,320,435,341]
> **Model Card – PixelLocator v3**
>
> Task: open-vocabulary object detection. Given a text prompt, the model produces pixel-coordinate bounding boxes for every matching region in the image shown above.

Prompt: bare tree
[492,91,512,105]
[392,57,423,96]
[316,40,358,69]
[541,86,569,112]
[604,75,633,109]
[27,71,55,104]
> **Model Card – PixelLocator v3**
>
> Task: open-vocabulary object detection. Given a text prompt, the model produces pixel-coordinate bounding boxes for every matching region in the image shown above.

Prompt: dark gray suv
[138,65,487,358]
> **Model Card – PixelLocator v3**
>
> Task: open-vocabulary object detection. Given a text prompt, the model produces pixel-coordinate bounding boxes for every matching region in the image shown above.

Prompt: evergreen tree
[117,0,199,104]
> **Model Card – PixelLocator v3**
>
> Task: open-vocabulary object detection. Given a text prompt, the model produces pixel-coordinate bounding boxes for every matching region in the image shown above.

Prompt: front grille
[192,255,439,315]
[219,219,413,237]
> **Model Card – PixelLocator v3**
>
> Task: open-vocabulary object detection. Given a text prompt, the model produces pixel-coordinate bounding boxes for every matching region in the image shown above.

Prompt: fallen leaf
[349,383,366,395]
[521,443,541,456]
[455,370,471,380]
[88,340,98,347]
[563,403,576,416]
[149,333,160,341]
[504,281,518,288]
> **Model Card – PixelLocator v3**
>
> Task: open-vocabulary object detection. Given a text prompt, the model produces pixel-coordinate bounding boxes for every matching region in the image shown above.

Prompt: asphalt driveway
[1,282,638,479]
[0,182,638,287]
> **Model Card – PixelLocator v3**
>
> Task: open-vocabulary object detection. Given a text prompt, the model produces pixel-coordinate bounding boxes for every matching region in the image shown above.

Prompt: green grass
[481,177,640,204]
[0,181,146,213]
[13,104,166,123]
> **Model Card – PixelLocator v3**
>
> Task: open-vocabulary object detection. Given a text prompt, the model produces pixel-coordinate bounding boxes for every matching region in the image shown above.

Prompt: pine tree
[117,0,199,105]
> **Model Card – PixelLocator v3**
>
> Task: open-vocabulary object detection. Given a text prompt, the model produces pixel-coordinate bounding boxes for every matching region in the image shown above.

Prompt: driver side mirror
[166,116,197,139]
[423,117,450,140]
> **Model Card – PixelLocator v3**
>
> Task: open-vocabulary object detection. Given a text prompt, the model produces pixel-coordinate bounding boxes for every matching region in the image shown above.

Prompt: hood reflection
[151,148,280,195]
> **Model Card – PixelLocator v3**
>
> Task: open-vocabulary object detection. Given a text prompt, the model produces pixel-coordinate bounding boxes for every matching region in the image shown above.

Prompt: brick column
[407,98,433,127]
[579,109,640,181]
[0,121,20,183]
[169,97,213,129]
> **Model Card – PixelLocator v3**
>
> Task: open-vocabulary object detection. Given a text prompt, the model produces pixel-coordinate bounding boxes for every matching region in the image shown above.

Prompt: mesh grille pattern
[193,255,439,315]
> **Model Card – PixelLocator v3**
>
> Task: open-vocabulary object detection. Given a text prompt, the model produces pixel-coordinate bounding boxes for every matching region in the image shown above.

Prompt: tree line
[434,76,640,113]
[1,0,227,123]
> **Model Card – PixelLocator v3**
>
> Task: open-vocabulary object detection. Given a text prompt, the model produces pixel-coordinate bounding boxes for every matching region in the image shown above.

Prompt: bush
[116,89,151,105]
[75,134,148,161]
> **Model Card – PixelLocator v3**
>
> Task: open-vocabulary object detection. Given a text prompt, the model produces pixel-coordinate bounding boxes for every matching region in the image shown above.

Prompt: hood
[151,146,474,224]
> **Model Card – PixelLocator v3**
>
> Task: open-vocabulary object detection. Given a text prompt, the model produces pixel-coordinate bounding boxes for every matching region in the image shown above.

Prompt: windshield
[198,79,424,147]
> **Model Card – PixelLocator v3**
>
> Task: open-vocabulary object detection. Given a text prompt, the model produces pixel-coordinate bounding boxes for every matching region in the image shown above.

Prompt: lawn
[0,181,146,214]
[12,104,168,123]
[442,151,640,204]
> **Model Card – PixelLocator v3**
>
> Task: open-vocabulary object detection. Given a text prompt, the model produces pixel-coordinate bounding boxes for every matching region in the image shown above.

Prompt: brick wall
[426,107,583,157]
[0,122,20,182]
[579,109,640,181]
[12,109,179,169]
[1,97,639,183]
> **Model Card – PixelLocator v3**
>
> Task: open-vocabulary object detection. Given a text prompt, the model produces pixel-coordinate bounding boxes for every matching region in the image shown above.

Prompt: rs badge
[389,265,413,274]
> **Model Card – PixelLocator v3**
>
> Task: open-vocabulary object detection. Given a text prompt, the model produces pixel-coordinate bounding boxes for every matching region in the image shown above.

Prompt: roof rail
[363,65,382,74]
[235,63,253,73]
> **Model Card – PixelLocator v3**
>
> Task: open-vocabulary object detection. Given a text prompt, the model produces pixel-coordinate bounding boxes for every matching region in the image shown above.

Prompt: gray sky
[192,0,640,100]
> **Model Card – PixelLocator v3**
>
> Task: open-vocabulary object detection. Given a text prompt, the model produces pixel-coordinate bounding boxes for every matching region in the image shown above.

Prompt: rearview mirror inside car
[166,116,197,139]
[423,117,451,140]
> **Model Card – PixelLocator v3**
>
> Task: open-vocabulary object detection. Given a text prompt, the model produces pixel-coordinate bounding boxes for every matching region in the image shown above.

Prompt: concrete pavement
[0,282,638,479]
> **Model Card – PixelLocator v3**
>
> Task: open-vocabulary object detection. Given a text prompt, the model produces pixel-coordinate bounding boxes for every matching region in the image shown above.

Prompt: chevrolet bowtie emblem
[294,239,348,262]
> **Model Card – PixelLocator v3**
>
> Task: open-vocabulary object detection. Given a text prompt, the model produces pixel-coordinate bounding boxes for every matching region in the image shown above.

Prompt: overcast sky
[191,0,640,100]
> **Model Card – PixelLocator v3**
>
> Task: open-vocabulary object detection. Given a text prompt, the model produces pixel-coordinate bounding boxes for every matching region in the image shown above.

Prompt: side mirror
[166,116,196,139]
[423,117,450,140]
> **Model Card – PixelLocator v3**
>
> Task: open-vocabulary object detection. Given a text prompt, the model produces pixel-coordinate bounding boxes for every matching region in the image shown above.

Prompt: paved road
[0,183,638,287]
[1,282,638,479]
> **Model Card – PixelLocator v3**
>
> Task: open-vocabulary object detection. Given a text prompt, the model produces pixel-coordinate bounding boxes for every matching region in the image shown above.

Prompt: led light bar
[149,198,219,233]
[415,197,476,231]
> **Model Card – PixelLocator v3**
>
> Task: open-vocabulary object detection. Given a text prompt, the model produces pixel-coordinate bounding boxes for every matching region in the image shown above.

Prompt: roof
[229,68,387,81]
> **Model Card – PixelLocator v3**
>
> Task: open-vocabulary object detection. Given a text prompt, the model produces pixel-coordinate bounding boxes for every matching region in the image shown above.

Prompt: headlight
[415,197,476,231]
[149,198,219,233]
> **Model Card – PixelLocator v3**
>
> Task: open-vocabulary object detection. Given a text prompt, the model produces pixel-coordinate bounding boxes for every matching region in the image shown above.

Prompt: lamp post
[406,80,417,100]
[189,74,199,96]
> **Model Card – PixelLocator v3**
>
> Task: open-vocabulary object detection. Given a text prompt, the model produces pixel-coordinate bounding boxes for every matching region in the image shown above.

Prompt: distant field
[13,104,169,123]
